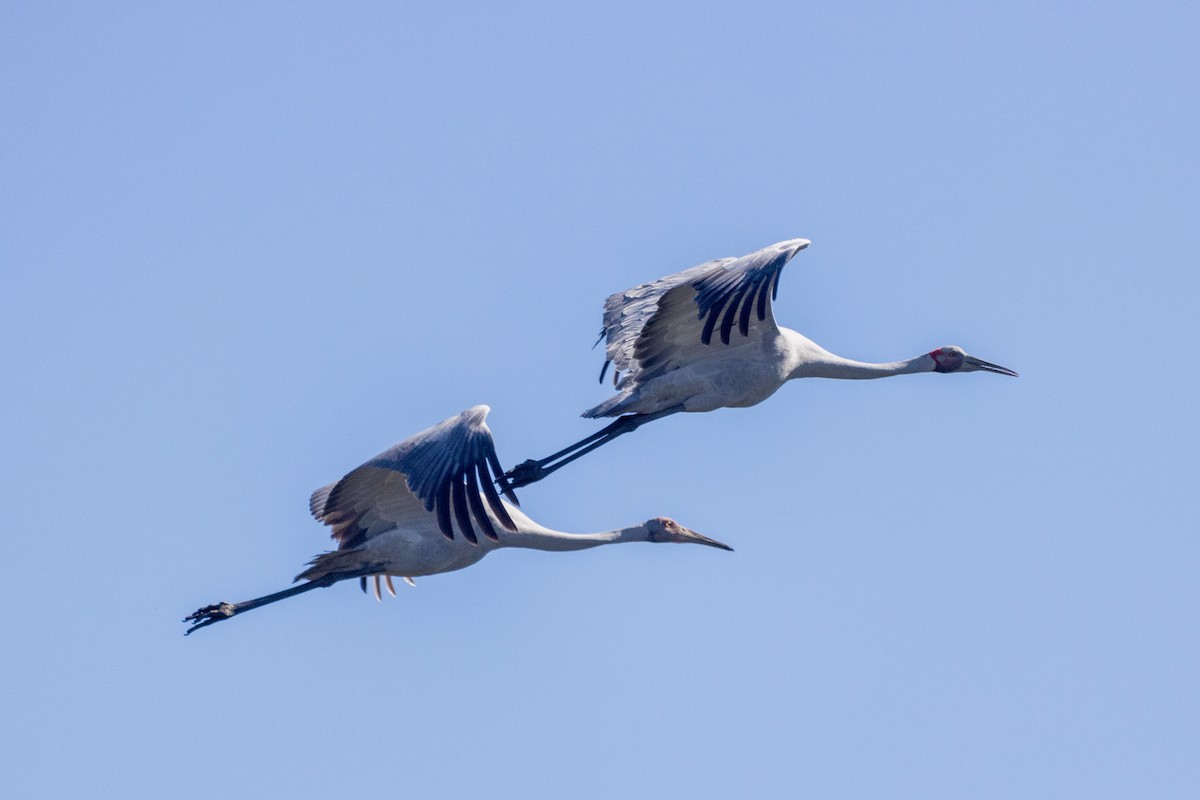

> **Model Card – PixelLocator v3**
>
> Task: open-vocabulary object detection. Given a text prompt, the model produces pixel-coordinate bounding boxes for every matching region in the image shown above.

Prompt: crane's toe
[503,459,546,489]
[184,602,237,630]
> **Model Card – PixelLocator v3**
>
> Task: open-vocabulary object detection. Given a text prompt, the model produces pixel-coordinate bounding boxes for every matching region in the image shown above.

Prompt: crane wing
[598,239,808,387]
[308,406,519,548]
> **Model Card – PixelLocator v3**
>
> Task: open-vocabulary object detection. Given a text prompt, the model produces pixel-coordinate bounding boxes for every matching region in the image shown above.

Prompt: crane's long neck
[799,355,931,380]
[783,332,934,381]
[498,523,651,553]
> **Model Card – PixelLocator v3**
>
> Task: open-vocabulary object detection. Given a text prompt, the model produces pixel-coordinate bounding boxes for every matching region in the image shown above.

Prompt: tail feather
[582,392,635,419]
[295,549,372,583]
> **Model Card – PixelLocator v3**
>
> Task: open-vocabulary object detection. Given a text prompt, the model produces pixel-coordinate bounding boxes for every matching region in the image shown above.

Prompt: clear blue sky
[3,2,1197,797]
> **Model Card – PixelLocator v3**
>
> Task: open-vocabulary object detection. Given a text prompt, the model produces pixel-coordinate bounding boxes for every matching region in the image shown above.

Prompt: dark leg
[503,407,682,488]
[184,564,384,635]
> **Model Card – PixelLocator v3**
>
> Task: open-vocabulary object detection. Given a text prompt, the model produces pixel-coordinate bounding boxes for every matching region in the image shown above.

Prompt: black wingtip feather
[719,282,753,345]
[451,477,477,545]
[487,450,519,507]
[478,461,518,532]
[700,294,731,345]
[435,479,454,541]
[466,465,500,542]
[755,276,770,320]
[739,278,758,336]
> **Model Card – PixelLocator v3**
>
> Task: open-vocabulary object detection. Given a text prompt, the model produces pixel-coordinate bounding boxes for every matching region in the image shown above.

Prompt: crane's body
[185,406,729,633]
[505,238,1017,487]
[586,328,934,418]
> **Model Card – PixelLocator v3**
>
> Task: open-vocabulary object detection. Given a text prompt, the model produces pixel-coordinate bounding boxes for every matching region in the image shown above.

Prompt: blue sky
[3,2,1197,797]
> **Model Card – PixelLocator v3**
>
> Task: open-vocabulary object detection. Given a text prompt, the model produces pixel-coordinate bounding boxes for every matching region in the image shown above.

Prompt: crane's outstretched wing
[598,239,809,388]
[309,406,519,548]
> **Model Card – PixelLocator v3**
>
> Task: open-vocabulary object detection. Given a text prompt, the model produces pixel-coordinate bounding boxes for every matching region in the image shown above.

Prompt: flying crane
[504,238,1017,488]
[185,406,730,633]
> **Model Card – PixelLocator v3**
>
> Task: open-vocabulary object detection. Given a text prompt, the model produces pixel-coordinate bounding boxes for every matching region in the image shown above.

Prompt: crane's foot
[502,459,547,489]
[183,602,237,634]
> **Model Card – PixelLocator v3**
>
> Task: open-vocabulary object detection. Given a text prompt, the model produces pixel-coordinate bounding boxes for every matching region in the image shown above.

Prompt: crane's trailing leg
[184,564,384,635]
[502,406,683,488]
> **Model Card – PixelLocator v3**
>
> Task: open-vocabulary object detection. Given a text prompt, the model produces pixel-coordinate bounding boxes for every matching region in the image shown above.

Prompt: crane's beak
[963,355,1018,377]
[682,527,734,551]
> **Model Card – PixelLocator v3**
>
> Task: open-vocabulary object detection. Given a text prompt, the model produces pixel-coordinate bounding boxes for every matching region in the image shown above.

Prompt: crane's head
[645,517,733,551]
[930,346,1018,377]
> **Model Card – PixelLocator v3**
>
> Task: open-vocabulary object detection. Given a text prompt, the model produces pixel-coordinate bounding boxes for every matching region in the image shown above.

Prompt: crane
[184,405,730,634]
[504,238,1017,488]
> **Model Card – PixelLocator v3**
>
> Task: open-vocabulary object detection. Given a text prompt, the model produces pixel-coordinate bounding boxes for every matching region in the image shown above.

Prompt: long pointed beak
[683,528,734,551]
[964,356,1019,377]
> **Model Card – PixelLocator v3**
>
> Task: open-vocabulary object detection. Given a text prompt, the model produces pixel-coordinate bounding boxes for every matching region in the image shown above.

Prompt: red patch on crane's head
[931,347,965,373]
